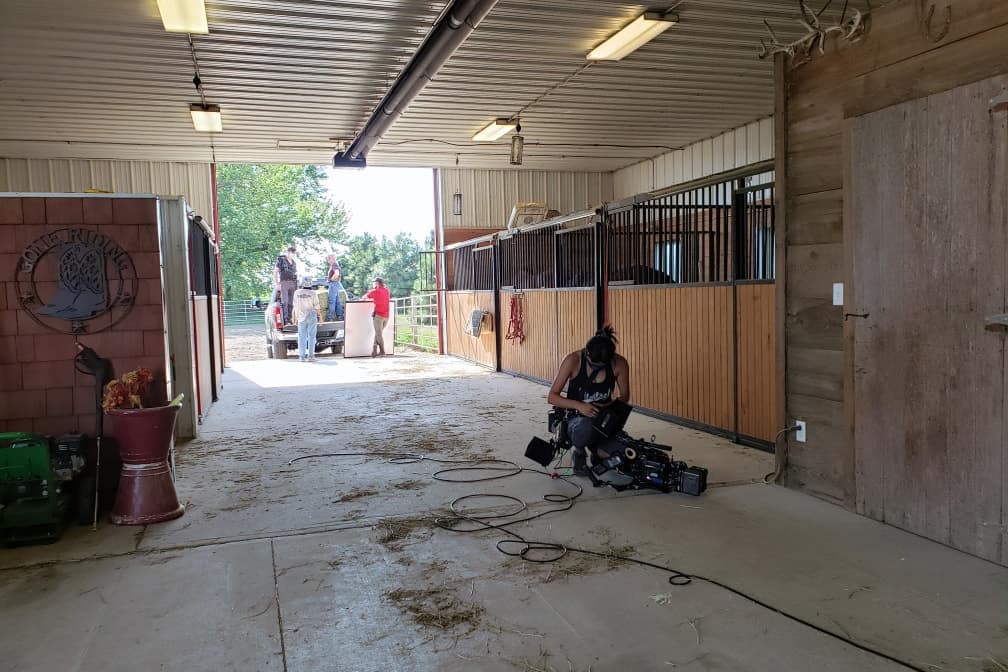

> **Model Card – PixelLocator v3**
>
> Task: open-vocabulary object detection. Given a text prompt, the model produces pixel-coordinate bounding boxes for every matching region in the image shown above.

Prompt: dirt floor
[226,324,273,362]
[1,332,1006,672]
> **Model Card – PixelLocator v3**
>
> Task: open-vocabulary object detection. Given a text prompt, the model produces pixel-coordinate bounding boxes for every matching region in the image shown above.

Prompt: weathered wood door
[848,75,1007,565]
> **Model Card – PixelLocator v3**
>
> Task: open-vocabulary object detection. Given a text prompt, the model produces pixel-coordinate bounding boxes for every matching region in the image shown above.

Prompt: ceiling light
[190,104,222,132]
[587,11,678,61]
[472,118,518,142]
[510,134,524,165]
[157,0,209,34]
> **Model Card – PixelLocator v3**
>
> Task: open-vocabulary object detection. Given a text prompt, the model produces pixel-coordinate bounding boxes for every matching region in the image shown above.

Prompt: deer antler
[759,0,869,66]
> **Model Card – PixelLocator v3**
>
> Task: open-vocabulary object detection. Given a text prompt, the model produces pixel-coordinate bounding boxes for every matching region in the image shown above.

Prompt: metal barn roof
[0,0,846,171]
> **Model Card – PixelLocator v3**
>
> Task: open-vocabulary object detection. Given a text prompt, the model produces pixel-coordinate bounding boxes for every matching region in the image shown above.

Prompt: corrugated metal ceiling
[0,0,864,171]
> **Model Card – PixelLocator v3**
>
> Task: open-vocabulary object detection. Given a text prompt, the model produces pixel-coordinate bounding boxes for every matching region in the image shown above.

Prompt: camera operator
[547,326,630,477]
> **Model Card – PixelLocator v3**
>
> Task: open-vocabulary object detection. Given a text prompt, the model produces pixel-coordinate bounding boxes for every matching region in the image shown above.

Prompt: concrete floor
[2,349,1007,672]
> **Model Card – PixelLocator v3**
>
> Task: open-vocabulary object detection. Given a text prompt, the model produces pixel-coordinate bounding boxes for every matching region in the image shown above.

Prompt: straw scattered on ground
[334,487,378,503]
[385,585,483,632]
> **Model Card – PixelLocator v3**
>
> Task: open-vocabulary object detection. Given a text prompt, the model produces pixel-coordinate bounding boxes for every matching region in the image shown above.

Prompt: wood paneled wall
[556,290,597,367]
[499,289,595,383]
[781,0,1008,506]
[610,284,777,443]
[500,290,556,382]
[609,286,735,432]
[736,283,777,442]
[848,76,1007,565]
[446,281,778,444]
[444,291,495,368]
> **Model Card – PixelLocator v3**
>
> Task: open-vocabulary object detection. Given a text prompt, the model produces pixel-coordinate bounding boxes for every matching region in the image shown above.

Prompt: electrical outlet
[795,420,807,443]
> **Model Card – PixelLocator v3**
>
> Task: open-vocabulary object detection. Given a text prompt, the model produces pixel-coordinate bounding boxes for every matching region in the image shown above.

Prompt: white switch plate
[832,283,844,306]
[795,420,807,443]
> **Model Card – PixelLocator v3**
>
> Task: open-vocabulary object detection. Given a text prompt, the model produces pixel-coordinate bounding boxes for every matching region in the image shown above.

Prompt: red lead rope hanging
[505,294,525,344]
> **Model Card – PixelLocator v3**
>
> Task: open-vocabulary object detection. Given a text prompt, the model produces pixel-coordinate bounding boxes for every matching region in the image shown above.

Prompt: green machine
[0,432,91,544]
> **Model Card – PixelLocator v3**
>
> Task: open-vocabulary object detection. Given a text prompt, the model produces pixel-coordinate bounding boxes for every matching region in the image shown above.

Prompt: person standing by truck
[292,277,322,362]
[325,253,345,321]
[273,245,299,325]
[363,277,391,357]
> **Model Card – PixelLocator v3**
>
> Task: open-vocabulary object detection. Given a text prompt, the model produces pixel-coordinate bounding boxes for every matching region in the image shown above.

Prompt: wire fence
[223,299,267,326]
[394,293,438,352]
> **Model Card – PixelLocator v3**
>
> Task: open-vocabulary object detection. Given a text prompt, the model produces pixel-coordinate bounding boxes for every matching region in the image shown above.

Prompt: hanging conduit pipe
[333,0,498,168]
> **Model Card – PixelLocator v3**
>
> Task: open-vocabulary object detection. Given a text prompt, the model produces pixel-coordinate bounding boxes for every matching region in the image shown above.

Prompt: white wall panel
[0,158,213,220]
[439,169,612,230]
[613,117,775,200]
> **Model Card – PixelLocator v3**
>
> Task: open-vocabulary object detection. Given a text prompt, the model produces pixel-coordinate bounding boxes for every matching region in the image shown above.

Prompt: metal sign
[15,228,139,334]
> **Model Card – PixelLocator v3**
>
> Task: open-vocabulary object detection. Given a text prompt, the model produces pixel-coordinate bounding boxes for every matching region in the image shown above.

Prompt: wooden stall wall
[555,290,597,365]
[444,291,495,368]
[781,0,1008,550]
[736,282,776,442]
[609,286,734,432]
[500,289,558,382]
[498,289,597,383]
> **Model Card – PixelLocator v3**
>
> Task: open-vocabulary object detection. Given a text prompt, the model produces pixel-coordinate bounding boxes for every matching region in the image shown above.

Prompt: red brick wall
[0,196,167,437]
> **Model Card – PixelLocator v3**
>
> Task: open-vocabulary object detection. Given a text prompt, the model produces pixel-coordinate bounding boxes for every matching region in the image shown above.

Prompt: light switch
[832,283,844,306]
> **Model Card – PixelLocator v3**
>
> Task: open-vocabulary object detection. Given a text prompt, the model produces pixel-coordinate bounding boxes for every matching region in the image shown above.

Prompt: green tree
[338,233,381,298]
[338,232,422,298]
[217,164,348,300]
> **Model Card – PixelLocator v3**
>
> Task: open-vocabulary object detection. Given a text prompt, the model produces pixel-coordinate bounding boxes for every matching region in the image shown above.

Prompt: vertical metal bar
[687,188,695,283]
[723,182,729,282]
[553,229,560,289]
[769,185,776,279]
[707,185,715,282]
[682,191,688,282]
[492,238,502,372]
[596,209,607,328]
[712,186,719,282]
[732,188,745,281]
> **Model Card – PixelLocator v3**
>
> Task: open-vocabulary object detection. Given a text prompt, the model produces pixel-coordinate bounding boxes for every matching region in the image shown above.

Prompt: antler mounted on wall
[759,0,871,67]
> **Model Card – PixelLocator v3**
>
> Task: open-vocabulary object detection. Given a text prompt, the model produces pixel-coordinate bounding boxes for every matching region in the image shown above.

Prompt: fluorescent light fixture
[190,104,222,132]
[157,0,209,33]
[472,118,518,142]
[587,11,678,61]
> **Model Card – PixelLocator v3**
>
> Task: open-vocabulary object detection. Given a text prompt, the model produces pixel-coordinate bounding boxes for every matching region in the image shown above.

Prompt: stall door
[849,76,1007,564]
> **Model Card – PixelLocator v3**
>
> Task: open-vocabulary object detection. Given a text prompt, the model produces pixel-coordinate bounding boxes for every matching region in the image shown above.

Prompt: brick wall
[0,195,167,438]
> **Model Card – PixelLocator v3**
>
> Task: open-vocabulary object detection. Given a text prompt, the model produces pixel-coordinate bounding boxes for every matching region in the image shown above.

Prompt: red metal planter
[106,404,184,525]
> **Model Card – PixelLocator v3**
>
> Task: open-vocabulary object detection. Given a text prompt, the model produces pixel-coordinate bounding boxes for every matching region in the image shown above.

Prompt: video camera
[525,402,708,496]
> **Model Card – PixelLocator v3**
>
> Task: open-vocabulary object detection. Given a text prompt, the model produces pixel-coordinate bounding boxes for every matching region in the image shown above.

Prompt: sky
[325,166,436,244]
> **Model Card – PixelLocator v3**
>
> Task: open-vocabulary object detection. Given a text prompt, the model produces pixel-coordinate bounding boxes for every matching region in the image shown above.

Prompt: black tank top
[566,350,615,404]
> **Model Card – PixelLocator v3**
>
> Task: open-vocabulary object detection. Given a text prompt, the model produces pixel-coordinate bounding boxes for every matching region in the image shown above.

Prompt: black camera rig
[525,407,708,496]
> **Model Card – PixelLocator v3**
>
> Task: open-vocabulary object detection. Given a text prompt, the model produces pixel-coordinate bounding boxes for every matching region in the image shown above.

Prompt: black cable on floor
[288,451,930,672]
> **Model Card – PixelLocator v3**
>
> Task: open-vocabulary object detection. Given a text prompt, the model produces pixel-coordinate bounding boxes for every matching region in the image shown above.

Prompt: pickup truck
[264,285,345,359]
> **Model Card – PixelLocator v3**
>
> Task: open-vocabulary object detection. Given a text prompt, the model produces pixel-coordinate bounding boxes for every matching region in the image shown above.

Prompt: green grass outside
[395,325,438,351]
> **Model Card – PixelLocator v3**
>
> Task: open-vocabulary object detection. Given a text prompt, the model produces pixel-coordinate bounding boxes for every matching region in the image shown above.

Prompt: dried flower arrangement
[102,368,155,411]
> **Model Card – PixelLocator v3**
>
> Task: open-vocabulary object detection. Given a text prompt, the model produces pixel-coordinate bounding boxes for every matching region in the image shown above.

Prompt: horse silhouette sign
[15,228,139,334]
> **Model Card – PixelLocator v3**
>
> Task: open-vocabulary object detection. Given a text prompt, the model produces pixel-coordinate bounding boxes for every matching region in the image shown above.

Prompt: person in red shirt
[363,277,391,356]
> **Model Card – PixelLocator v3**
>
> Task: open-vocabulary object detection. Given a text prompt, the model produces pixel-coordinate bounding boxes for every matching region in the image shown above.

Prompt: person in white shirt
[291,277,322,362]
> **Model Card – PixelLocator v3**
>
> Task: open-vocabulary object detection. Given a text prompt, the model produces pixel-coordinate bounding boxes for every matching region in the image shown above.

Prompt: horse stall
[443,238,496,369]
[440,168,778,448]
[604,168,777,446]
